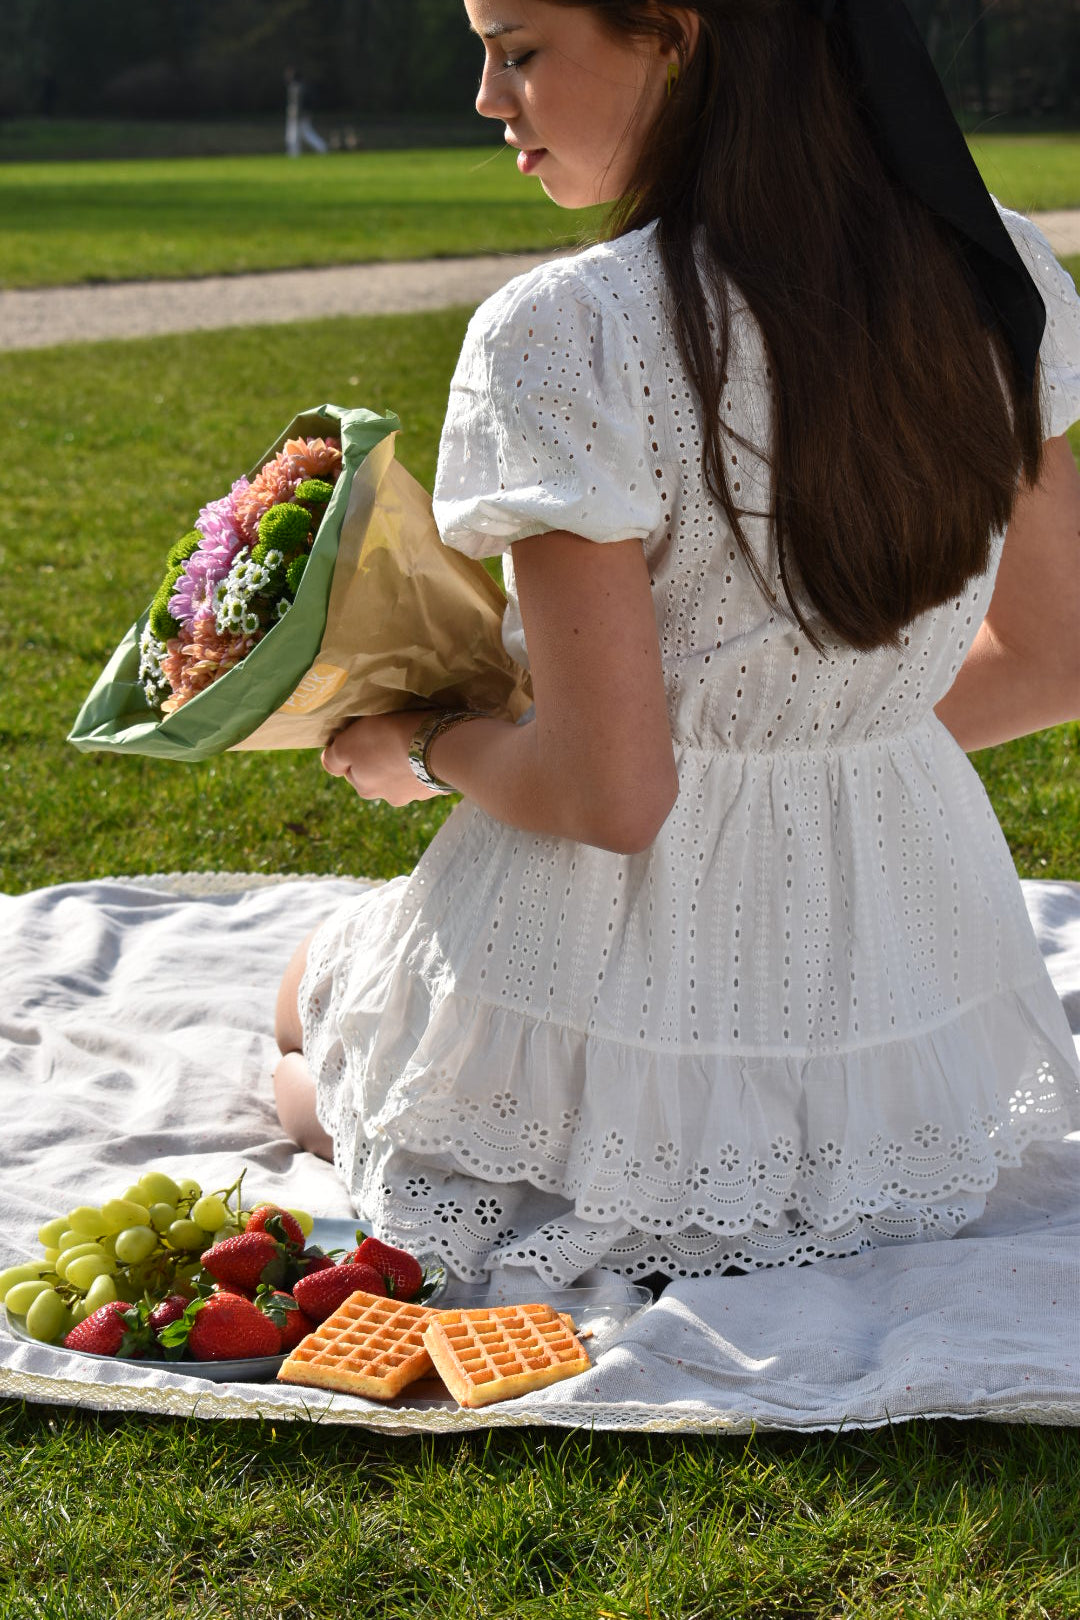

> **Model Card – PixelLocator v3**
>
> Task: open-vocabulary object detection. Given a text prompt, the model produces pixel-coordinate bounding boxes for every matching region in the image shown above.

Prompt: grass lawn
[0,148,596,290]
[0,132,1075,290]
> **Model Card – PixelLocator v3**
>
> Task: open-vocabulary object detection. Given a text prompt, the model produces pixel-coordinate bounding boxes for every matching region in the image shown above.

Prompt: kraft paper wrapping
[233,434,531,751]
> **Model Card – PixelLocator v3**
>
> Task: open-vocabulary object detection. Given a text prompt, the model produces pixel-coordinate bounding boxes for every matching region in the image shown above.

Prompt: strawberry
[148,1294,190,1337]
[63,1302,143,1357]
[354,1236,424,1302]
[244,1204,305,1251]
[258,1288,317,1352]
[185,1292,282,1361]
[200,1230,286,1293]
[292,1261,385,1323]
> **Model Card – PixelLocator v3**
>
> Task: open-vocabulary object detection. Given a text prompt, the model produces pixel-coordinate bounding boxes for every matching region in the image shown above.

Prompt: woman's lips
[515,147,547,176]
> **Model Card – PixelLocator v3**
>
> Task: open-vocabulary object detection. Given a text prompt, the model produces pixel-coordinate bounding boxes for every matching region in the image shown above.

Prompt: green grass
[0,148,598,290]
[1,304,1077,894]
[2,1404,1080,1618]
[967,133,1080,212]
[0,133,1074,291]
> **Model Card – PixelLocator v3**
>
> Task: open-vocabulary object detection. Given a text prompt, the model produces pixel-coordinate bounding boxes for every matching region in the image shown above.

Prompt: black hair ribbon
[800,0,1046,386]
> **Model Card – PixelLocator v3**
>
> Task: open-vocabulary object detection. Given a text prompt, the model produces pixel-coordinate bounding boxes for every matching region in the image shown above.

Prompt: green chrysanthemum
[148,564,185,641]
[285,554,308,597]
[257,502,311,550]
[166,530,202,568]
[294,478,335,506]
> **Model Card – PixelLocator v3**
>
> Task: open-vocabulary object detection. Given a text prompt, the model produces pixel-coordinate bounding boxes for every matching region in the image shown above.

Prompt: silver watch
[407,710,474,794]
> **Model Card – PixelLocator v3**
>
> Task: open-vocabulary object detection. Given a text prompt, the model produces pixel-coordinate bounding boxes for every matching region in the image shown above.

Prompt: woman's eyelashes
[502,50,535,70]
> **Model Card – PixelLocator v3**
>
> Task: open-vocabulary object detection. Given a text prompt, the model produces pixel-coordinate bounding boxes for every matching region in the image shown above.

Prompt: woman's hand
[320,711,444,805]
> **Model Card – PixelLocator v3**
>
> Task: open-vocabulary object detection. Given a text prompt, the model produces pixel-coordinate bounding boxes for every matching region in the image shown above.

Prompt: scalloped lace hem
[299,900,1080,1284]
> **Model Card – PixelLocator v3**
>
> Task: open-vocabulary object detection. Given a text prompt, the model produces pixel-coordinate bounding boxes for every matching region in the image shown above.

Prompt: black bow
[799,0,1045,385]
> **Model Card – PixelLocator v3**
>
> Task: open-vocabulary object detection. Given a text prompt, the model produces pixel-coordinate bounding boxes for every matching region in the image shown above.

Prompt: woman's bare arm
[935,434,1080,750]
[322,532,679,854]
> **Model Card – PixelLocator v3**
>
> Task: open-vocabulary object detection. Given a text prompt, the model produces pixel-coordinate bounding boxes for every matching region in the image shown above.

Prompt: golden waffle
[276,1290,436,1399]
[422,1303,591,1408]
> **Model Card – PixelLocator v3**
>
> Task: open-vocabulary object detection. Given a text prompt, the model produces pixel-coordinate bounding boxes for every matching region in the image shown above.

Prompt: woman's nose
[476,59,516,120]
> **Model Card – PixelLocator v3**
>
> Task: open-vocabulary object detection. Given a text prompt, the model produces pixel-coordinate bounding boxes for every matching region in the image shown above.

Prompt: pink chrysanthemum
[194,477,248,563]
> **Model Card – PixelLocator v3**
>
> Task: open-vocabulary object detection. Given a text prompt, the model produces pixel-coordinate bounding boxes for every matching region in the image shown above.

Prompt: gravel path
[2,210,1077,353]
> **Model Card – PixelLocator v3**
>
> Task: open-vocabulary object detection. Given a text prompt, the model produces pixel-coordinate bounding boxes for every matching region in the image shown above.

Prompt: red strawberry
[292,1262,385,1323]
[200,1230,286,1293]
[295,1250,335,1280]
[245,1204,305,1250]
[259,1288,318,1352]
[63,1302,140,1357]
[148,1294,190,1337]
[187,1292,282,1361]
[354,1236,423,1301]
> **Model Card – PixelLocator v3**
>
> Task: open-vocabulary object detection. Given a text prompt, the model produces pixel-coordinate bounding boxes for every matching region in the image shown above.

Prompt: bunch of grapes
[0,1169,313,1346]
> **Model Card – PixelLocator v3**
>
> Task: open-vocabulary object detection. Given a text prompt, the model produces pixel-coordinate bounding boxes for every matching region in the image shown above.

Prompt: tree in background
[1,0,1076,126]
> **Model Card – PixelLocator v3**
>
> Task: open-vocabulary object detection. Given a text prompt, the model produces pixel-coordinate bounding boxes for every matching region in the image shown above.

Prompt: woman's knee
[275,926,319,1055]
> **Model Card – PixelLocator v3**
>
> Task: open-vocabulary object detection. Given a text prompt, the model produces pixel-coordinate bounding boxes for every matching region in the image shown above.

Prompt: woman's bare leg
[273,929,334,1161]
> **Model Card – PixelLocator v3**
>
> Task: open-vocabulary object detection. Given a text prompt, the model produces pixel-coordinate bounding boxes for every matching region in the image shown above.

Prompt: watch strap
[407,710,476,793]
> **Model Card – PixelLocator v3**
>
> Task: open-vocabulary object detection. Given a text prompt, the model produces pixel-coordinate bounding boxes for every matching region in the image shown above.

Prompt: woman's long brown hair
[544,0,1046,650]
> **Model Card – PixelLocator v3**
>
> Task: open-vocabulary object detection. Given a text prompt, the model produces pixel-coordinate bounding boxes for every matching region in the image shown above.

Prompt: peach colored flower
[281,436,342,482]
[232,455,296,543]
[159,620,259,712]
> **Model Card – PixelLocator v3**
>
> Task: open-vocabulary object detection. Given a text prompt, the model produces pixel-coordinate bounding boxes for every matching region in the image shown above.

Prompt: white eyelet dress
[299,202,1080,1285]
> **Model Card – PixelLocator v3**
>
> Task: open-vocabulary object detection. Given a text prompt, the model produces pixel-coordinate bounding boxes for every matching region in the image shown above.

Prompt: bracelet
[407,709,477,794]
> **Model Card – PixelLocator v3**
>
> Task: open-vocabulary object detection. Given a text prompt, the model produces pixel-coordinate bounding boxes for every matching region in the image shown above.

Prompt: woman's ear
[670,7,701,67]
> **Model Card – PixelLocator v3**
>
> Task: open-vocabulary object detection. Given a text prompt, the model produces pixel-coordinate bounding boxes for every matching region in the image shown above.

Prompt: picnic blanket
[2,870,1079,1435]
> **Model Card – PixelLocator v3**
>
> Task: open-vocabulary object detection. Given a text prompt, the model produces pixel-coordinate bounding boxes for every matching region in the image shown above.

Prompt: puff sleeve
[433,263,664,558]
[996,199,1080,440]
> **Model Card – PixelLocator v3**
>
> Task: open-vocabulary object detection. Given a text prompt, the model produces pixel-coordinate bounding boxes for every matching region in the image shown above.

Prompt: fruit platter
[0,1168,444,1383]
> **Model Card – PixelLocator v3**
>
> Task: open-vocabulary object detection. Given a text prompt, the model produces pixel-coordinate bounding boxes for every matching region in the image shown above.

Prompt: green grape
[0,1262,55,1301]
[37,1216,68,1248]
[56,1230,84,1254]
[65,1254,117,1291]
[286,1207,315,1238]
[175,1177,202,1202]
[100,1198,151,1233]
[67,1206,104,1237]
[138,1171,182,1205]
[54,1242,110,1280]
[122,1184,146,1204]
[25,1288,69,1343]
[148,1202,177,1233]
[42,1247,60,1265]
[67,1300,90,1326]
[190,1194,228,1231]
[82,1273,118,1312]
[110,1275,139,1304]
[211,1222,239,1244]
[167,1219,205,1251]
[114,1227,158,1266]
[5,1279,56,1314]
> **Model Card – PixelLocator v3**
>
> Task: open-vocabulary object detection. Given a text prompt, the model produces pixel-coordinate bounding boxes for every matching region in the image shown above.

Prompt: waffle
[422,1303,591,1408]
[276,1290,436,1399]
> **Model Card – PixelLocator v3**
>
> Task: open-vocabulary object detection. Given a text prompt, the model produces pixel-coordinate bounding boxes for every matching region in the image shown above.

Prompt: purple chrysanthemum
[169,478,251,632]
[194,477,249,568]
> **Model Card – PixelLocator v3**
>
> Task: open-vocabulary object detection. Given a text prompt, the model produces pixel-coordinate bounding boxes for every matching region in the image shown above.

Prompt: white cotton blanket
[2,872,1079,1435]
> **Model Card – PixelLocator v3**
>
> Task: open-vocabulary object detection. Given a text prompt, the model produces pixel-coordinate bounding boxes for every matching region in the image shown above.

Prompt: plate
[0,1216,448,1383]
[3,1307,285,1383]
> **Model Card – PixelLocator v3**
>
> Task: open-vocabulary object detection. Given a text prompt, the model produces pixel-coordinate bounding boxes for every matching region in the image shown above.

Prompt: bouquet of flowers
[69,405,532,762]
[139,434,344,716]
